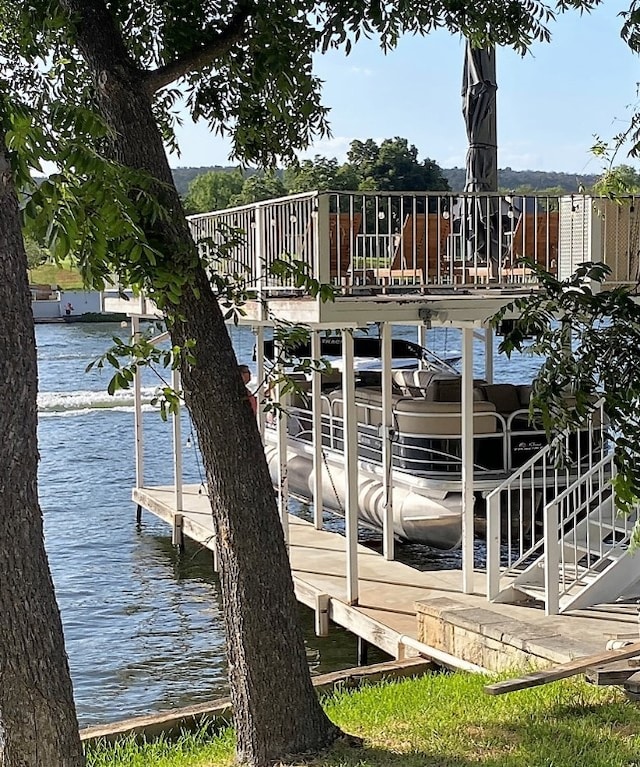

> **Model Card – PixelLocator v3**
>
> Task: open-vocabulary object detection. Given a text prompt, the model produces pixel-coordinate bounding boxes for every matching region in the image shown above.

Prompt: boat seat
[323,387,400,425]
[394,399,497,435]
[322,387,498,435]
[392,369,421,397]
[477,383,521,415]
[412,369,438,394]
[424,375,487,403]
[321,368,342,389]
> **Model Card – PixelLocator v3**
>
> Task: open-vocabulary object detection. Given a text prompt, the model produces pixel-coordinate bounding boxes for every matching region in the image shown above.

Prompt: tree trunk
[0,138,85,766]
[61,2,342,764]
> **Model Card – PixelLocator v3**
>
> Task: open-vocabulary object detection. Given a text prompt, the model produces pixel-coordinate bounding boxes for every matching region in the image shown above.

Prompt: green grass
[86,673,640,767]
[86,725,235,767]
[29,262,86,290]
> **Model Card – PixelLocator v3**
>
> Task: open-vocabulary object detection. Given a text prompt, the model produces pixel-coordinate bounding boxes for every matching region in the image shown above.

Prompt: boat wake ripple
[38,387,158,417]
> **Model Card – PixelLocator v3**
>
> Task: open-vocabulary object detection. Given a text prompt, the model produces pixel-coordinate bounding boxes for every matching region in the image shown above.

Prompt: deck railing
[187,192,640,293]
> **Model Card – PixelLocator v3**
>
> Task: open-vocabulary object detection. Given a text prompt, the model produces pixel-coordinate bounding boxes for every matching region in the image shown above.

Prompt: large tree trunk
[0,139,85,765]
[62,2,342,764]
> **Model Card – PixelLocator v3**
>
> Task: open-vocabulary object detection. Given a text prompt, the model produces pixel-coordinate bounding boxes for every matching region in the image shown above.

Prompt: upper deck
[106,190,640,327]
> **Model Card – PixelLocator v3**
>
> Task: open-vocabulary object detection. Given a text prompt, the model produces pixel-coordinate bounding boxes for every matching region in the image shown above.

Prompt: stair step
[515,572,599,602]
[561,538,628,559]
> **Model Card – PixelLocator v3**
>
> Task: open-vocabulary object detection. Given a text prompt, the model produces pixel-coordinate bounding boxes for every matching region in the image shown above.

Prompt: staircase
[486,406,640,615]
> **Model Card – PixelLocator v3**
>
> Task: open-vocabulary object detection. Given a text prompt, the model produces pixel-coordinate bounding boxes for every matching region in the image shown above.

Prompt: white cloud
[350,66,373,77]
[297,137,355,162]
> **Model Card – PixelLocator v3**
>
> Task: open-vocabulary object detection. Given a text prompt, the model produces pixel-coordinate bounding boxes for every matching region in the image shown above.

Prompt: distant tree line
[175,140,640,214]
[445,166,602,194]
[181,137,450,213]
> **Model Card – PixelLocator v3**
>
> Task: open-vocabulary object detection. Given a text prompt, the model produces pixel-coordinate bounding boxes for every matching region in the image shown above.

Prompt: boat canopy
[259,335,458,373]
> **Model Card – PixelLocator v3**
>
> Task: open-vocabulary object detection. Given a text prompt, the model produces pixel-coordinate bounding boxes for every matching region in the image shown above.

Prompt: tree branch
[144,2,253,94]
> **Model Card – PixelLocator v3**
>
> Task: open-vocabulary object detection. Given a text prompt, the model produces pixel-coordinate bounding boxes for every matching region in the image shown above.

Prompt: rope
[185,419,208,496]
[320,445,345,516]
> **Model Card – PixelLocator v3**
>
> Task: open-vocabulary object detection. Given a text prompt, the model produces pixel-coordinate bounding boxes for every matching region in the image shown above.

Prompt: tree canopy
[183,168,245,214]
[230,171,288,205]
[186,138,450,213]
[4,0,640,765]
[494,263,640,540]
[592,163,640,195]
[346,137,450,191]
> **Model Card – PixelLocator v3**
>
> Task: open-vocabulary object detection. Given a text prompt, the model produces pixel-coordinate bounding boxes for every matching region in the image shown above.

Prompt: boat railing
[486,399,608,602]
[285,394,564,478]
[187,192,640,294]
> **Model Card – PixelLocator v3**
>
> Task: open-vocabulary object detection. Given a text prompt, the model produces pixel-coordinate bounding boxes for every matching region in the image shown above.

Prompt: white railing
[486,400,609,604]
[189,191,320,293]
[542,451,636,614]
[187,192,640,293]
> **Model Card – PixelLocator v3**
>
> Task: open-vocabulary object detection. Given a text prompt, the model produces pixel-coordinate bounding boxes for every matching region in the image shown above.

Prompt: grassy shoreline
[29,263,85,291]
[85,672,640,767]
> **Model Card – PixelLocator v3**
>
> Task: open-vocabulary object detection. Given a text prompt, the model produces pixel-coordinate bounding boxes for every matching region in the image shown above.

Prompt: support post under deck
[255,325,265,439]
[132,315,144,491]
[484,324,494,384]
[342,329,359,605]
[461,327,475,594]
[172,368,183,512]
[312,330,324,530]
[381,322,395,560]
[275,341,290,546]
[417,324,428,367]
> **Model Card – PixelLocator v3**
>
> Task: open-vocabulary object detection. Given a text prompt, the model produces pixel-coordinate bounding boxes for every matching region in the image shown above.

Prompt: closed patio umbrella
[461,42,500,274]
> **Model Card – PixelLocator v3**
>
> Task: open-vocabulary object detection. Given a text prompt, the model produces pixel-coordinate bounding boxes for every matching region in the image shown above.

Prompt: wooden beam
[80,657,433,745]
[584,660,640,686]
[485,641,640,695]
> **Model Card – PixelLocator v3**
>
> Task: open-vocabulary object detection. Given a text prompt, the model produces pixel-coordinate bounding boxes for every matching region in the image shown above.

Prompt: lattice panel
[559,196,640,285]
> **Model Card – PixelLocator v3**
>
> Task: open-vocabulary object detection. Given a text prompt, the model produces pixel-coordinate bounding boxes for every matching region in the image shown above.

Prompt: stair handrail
[486,398,608,602]
[542,450,634,614]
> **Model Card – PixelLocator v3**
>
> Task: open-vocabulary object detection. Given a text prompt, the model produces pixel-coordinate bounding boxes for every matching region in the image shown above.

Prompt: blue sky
[169,2,640,174]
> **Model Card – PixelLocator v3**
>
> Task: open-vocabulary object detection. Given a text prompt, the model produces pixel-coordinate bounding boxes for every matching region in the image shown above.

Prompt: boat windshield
[259,335,458,375]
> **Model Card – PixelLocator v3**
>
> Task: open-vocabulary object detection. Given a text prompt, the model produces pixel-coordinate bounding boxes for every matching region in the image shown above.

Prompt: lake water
[37,321,539,726]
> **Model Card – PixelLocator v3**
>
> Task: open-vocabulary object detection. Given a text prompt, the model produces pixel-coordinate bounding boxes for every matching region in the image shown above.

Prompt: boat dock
[133,484,640,672]
[123,189,640,674]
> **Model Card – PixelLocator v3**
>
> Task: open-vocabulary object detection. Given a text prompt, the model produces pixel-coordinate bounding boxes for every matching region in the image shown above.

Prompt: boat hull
[264,433,462,549]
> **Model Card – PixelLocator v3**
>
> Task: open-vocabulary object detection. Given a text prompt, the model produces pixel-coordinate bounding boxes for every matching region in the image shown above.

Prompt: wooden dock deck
[133,485,640,671]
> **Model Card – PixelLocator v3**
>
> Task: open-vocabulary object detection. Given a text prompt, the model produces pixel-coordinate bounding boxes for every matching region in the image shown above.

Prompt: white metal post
[311,330,324,530]
[132,315,144,489]
[381,322,394,560]
[484,324,494,384]
[544,501,560,615]
[417,324,428,368]
[316,193,330,285]
[486,492,501,600]
[342,329,359,604]
[461,327,475,594]
[254,204,265,303]
[255,326,265,439]
[275,342,290,545]
[172,368,183,512]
